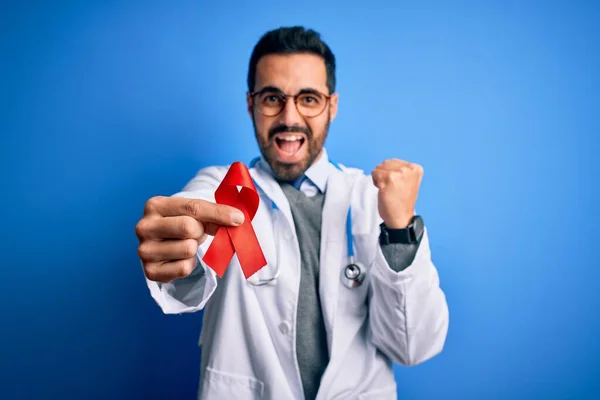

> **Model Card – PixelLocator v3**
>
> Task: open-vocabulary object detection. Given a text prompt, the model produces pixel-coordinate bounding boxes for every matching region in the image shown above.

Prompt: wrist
[383,213,414,229]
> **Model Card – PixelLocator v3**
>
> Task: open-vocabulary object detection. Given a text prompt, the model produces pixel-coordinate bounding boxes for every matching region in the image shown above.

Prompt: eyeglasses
[249,88,331,118]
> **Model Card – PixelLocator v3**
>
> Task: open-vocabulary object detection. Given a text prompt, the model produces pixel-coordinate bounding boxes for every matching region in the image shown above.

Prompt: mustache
[268,124,312,140]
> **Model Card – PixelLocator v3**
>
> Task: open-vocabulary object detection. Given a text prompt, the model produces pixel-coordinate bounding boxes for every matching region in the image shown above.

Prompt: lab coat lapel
[319,168,354,351]
[249,164,295,230]
[249,162,302,297]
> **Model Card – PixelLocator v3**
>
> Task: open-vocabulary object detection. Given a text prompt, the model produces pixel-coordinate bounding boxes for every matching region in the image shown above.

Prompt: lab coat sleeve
[368,226,449,366]
[342,168,450,367]
[143,165,226,315]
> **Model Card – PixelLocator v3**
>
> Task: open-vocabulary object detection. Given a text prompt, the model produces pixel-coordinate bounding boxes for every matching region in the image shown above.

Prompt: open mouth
[274,134,306,159]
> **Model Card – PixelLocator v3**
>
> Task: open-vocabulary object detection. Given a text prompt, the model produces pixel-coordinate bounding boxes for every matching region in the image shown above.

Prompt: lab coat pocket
[338,273,369,315]
[200,367,264,400]
[337,258,370,314]
[339,233,377,313]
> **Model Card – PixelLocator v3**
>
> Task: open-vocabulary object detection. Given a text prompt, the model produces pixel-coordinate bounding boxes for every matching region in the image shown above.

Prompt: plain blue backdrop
[1,1,599,399]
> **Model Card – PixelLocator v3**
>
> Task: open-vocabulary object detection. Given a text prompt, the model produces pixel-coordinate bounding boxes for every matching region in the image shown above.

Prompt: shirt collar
[257,147,333,193]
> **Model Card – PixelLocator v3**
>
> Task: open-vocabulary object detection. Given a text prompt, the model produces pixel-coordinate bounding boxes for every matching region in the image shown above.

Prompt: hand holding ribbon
[202,162,267,279]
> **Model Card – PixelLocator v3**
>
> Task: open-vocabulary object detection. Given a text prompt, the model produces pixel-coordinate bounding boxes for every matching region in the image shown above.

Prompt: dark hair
[247,26,336,94]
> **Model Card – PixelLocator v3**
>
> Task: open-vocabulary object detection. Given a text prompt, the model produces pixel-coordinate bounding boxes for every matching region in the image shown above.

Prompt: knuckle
[143,263,158,281]
[183,199,204,219]
[213,204,227,222]
[145,263,173,284]
[137,242,152,261]
[144,196,163,214]
[407,163,423,176]
[372,172,382,185]
[134,219,147,238]
[374,171,389,184]
[179,258,197,277]
[180,217,198,238]
[182,239,198,259]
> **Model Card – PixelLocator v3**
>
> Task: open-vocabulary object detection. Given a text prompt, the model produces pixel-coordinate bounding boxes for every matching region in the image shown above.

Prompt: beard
[253,111,330,182]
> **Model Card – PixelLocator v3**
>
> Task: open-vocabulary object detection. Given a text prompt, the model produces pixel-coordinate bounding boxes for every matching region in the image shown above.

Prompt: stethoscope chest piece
[342,261,366,288]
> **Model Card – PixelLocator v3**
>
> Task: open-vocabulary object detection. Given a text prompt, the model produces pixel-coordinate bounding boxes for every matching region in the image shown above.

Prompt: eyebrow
[255,86,326,97]
[254,85,282,95]
[297,88,325,98]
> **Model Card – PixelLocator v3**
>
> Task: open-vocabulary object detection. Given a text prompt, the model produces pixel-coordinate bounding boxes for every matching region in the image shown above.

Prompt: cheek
[308,118,328,139]
[253,116,271,138]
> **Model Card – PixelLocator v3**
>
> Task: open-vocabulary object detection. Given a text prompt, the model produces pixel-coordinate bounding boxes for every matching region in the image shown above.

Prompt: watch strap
[379,216,422,245]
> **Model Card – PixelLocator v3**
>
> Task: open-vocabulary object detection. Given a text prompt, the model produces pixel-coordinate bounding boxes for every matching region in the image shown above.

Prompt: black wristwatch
[379,215,424,245]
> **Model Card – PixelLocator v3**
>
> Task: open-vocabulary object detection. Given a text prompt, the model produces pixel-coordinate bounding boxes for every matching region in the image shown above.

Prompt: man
[136,26,449,400]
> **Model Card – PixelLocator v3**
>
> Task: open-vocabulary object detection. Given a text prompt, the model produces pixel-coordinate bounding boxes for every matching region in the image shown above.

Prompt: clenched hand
[372,159,424,229]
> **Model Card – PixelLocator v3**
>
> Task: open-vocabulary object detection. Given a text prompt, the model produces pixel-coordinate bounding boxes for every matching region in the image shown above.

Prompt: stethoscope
[246,157,365,289]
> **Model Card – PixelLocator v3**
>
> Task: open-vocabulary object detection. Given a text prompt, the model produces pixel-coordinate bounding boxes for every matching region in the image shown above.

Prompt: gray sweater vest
[279,181,420,400]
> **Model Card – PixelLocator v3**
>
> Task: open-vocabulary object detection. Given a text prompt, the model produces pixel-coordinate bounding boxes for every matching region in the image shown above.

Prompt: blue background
[1,1,599,399]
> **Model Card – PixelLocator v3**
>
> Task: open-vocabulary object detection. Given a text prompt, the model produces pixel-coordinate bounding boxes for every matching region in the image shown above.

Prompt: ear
[329,93,339,122]
[246,92,253,118]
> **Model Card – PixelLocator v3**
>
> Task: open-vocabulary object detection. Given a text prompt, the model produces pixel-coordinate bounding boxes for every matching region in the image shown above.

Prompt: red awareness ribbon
[202,161,267,279]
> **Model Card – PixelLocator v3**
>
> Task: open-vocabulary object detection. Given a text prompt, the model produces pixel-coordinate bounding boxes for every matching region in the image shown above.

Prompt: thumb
[371,169,387,190]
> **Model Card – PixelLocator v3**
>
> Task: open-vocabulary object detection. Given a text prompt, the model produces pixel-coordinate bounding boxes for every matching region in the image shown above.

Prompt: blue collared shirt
[256,148,334,197]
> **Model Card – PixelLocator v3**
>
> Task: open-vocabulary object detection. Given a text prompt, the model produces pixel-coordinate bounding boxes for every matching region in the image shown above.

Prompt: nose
[278,97,303,126]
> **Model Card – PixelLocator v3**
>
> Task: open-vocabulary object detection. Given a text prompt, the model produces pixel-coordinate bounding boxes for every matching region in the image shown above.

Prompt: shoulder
[335,162,364,177]
[336,163,375,190]
[185,164,231,187]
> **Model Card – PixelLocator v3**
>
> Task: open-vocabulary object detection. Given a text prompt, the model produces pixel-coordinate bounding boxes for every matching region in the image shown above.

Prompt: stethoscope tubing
[246,157,364,288]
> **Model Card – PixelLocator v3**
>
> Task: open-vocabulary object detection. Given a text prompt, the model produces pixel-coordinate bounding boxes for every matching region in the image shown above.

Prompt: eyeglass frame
[248,86,333,118]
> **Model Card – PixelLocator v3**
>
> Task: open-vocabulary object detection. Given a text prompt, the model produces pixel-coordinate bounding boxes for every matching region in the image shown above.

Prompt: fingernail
[232,211,245,225]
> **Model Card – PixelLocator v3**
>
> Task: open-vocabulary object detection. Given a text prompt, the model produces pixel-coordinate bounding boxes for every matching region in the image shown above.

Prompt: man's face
[247,53,339,182]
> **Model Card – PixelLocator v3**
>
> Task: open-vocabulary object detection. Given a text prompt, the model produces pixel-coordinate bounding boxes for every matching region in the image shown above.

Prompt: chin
[259,140,323,182]
[270,159,308,182]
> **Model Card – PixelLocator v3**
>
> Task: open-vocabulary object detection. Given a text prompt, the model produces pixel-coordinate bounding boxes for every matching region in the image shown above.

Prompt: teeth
[278,135,302,141]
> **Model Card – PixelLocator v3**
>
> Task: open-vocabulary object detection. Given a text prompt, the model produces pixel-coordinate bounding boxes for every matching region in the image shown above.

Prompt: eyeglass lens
[255,91,327,117]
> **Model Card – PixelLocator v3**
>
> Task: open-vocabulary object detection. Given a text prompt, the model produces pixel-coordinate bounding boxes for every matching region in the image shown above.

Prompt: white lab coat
[145,159,449,400]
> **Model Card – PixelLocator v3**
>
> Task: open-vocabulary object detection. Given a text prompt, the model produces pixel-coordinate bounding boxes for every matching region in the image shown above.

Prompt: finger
[198,232,208,245]
[375,161,423,179]
[136,216,204,240]
[373,168,409,189]
[138,239,199,263]
[372,169,391,188]
[376,159,411,170]
[144,257,197,283]
[146,197,245,226]
[412,163,424,176]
